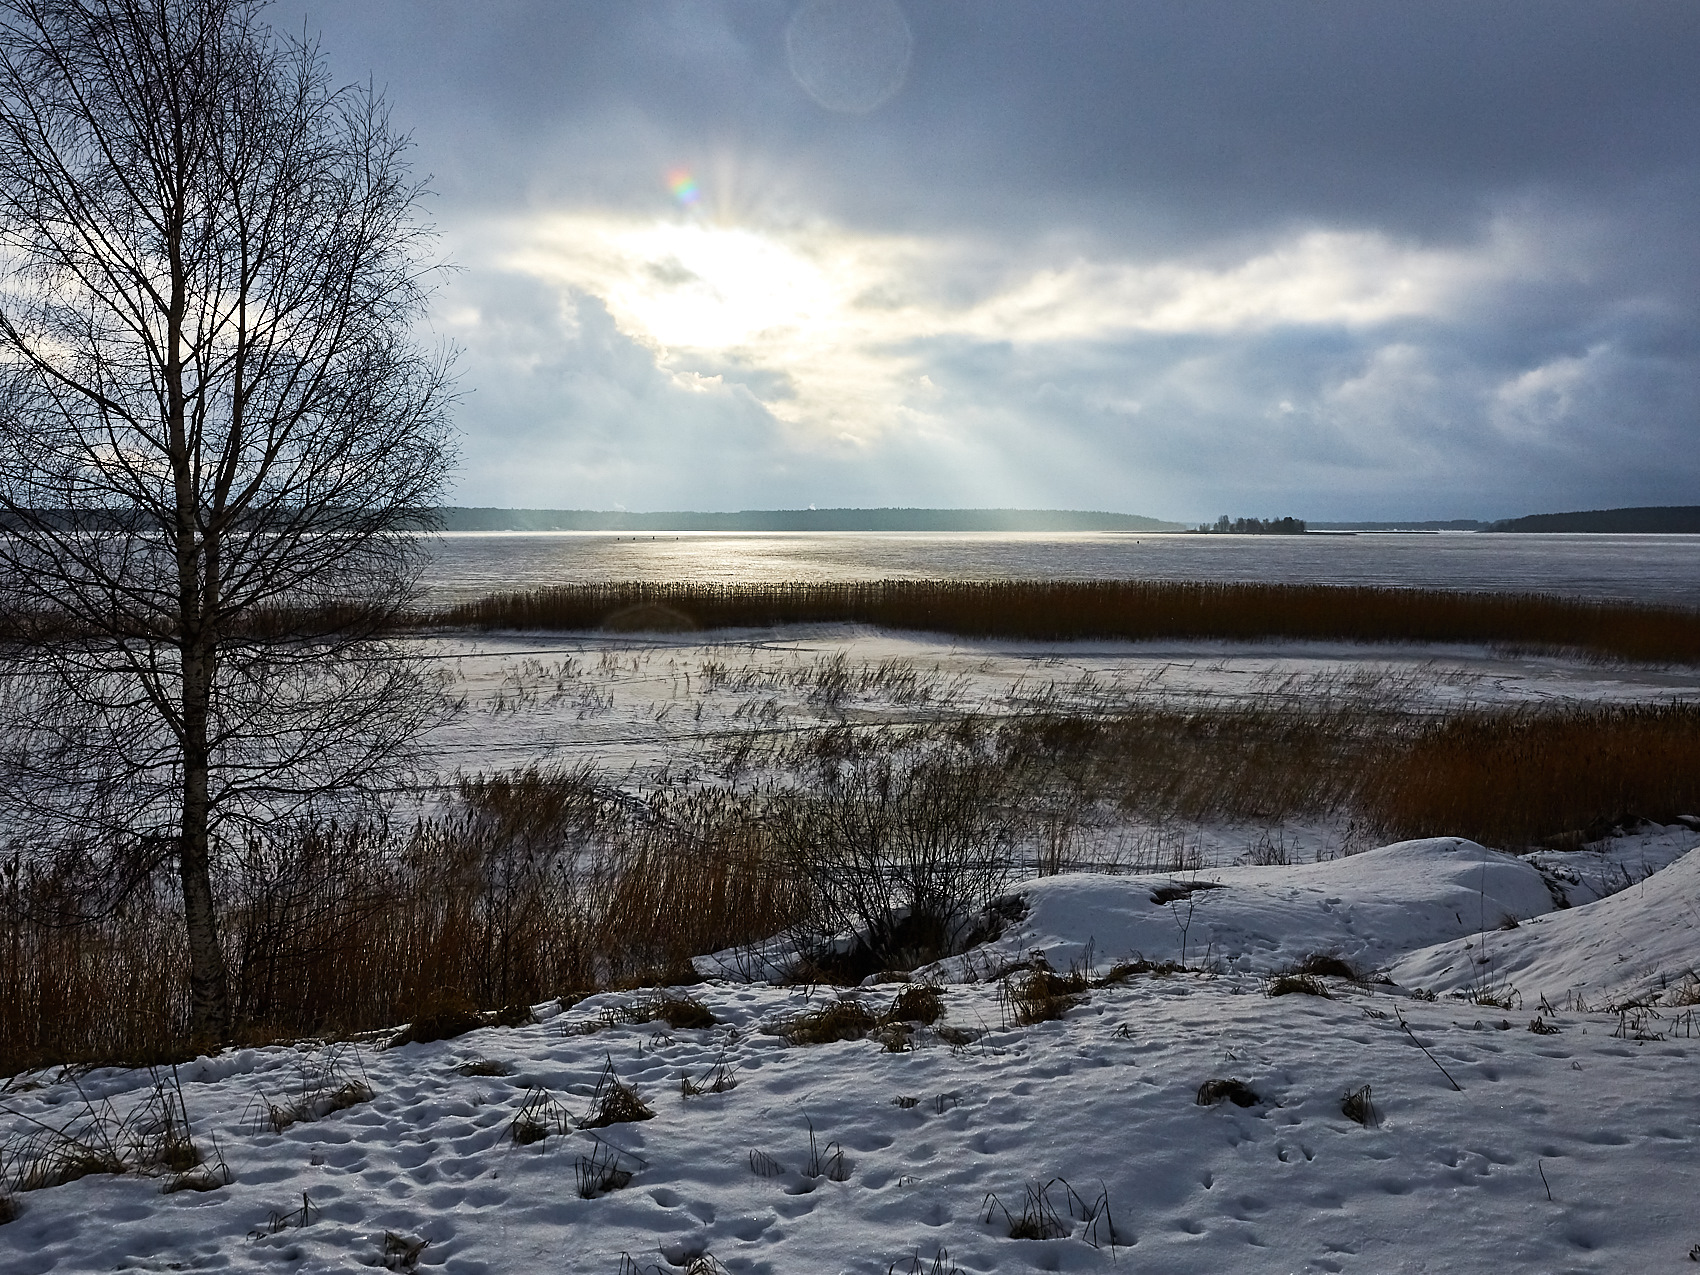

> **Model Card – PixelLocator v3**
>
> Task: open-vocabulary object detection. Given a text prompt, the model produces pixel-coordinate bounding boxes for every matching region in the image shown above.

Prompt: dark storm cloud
[282,1,1700,518]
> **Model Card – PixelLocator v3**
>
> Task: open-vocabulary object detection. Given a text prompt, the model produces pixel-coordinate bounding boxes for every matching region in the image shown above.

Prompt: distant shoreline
[427,504,1700,535]
[434,507,1187,533]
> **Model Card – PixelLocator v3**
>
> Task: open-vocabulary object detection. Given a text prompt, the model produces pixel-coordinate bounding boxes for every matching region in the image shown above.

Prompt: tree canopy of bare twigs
[0,0,455,1040]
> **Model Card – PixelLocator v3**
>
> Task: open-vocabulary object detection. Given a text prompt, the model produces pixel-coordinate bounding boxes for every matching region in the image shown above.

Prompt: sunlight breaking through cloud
[489,212,1534,447]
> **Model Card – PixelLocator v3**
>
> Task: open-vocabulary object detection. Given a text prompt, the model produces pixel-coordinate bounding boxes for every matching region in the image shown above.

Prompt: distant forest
[434,507,1186,532]
[1488,506,1700,533]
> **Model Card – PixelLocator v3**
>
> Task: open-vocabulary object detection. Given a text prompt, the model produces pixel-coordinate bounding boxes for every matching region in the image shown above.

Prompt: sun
[602,222,842,352]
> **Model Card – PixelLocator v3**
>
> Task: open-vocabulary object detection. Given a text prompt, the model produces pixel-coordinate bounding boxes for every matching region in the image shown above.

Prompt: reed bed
[5,699,1698,1073]
[0,768,807,1075]
[435,580,1700,664]
[1003,700,1700,846]
[1361,703,1700,848]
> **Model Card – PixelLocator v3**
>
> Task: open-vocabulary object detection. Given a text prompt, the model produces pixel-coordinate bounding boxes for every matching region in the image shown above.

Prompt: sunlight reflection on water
[420,531,1700,607]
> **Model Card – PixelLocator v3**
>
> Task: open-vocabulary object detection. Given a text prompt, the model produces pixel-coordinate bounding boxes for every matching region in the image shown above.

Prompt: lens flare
[666,168,700,206]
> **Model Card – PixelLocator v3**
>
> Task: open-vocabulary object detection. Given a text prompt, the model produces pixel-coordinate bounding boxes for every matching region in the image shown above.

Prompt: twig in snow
[1395,1006,1462,1092]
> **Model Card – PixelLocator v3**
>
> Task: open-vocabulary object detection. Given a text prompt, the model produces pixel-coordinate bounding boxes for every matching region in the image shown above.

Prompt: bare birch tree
[0,0,454,1040]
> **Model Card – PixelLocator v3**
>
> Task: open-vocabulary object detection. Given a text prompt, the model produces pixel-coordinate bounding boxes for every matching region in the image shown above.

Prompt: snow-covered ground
[4,828,1697,1273]
[5,631,1698,1271]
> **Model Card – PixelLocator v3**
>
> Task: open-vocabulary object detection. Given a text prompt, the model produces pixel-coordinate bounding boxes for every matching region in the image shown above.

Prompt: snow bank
[1394,847,1700,1008]
[972,837,1558,978]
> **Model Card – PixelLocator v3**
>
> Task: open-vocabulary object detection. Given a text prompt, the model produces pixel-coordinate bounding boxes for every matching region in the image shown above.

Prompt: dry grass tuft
[508,1086,570,1145]
[380,1231,430,1271]
[1096,958,1182,984]
[999,957,1089,1026]
[803,1118,850,1182]
[1196,1078,1261,1108]
[679,1057,738,1098]
[245,1047,373,1135]
[982,1177,1119,1248]
[1265,973,1332,998]
[388,998,484,1049]
[1295,953,1359,980]
[579,1058,654,1129]
[1,1068,221,1198]
[773,998,878,1046]
[887,1247,966,1275]
[645,996,717,1030]
[574,1141,636,1198]
[881,985,945,1026]
[1341,1083,1378,1127]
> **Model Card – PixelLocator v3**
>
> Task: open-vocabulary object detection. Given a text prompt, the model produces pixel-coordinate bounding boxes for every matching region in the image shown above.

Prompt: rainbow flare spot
[667,168,700,206]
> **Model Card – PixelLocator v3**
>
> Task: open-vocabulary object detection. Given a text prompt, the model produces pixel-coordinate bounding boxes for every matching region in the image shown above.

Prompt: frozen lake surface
[421,531,1700,606]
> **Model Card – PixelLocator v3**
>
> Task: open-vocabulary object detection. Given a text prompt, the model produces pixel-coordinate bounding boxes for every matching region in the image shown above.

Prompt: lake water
[420,531,1700,607]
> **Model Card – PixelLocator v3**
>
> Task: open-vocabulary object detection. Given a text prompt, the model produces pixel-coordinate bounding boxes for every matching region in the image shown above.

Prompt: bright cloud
[483,211,1532,447]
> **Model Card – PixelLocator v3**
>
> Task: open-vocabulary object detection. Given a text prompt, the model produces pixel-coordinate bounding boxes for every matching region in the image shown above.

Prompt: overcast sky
[284,1,1700,521]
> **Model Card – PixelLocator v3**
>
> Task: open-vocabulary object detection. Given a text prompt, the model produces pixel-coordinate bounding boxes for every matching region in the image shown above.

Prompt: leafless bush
[773,739,1020,972]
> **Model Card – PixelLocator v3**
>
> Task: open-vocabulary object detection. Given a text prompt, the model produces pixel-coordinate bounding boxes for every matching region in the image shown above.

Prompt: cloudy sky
[286,1,1700,521]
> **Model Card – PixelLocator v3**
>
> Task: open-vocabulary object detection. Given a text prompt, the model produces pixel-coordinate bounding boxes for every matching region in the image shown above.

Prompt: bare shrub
[773,739,1019,971]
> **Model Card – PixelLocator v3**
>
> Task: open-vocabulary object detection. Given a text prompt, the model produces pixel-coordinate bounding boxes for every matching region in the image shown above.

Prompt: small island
[1189,515,1307,534]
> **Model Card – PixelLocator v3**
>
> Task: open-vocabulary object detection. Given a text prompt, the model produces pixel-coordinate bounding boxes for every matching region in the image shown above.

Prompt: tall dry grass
[0,767,807,1074]
[435,580,1700,664]
[1360,703,1700,847]
[1002,699,1700,846]
[5,698,1698,1073]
